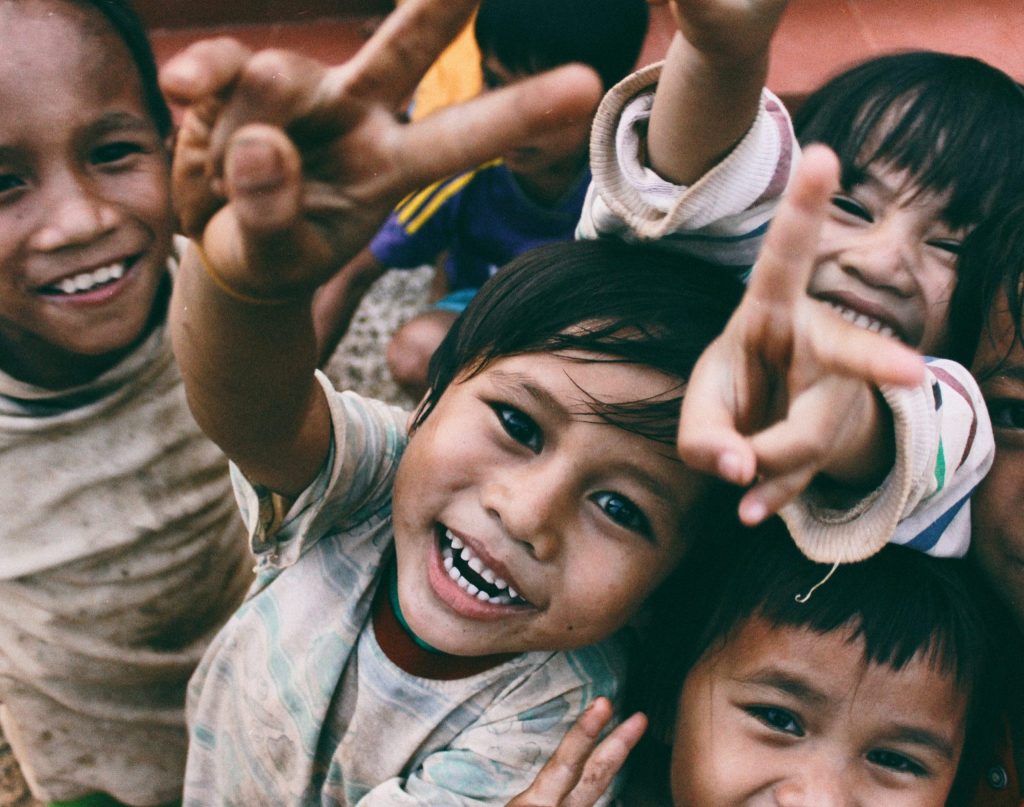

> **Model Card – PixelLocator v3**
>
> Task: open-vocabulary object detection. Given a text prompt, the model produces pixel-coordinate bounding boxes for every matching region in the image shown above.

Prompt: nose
[30,171,119,252]
[479,456,573,561]
[840,220,917,297]
[773,757,854,807]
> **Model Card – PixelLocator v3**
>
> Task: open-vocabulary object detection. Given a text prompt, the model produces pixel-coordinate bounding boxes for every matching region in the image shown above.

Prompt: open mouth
[39,257,137,296]
[824,301,900,342]
[439,527,530,607]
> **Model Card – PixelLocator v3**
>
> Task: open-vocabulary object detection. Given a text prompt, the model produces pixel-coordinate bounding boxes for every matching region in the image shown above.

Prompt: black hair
[639,518,1006,805]
[414,239,744,441]
[795,51,1024,230]
[948,199,1024,368]
[65,0,172,137]
[474,0,648,92]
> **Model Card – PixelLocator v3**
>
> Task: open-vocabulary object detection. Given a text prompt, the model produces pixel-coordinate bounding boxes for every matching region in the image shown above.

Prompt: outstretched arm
[646,0,789,185]
[162,0,602,496]
[677,146,925,528]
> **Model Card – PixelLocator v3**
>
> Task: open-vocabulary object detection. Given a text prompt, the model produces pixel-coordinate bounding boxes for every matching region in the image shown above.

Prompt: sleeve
[355,644,628,807]
[781,358,994,563]
[576,61,799,272]
[229,372,410,571]
[369,172,470,269]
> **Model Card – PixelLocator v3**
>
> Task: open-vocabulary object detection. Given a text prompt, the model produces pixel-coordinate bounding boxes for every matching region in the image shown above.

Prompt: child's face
[391,350,704,656]
[971,294,1024,631]
[0,1,173,382]
[806,163,967,355]
[480,54,592,177]
[670,616,965,807]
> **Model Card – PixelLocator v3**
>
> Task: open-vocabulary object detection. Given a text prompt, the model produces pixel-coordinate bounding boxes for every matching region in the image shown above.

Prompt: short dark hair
[948,200,1024,367]
[795,51,1024,229]
[640,518,1006,806]
[474,0,648,92]
[69,0,172,137]
[414,239,744,441]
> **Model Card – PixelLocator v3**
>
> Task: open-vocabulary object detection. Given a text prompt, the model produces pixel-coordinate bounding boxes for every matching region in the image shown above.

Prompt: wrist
[192,241,308,307]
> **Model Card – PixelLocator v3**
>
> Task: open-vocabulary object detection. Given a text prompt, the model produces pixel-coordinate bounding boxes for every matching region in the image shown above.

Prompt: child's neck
[372,560,516,680]
[512,151,587,207]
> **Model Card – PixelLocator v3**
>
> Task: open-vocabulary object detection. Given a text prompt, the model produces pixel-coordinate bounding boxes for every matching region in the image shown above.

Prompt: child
[580,0,1024,363]
[0,0,253,804]
[516,518,1006,807]
[313,0,650,397]
[579,0,1017,552]
[158,19,988,799]
[946,202,1024,806]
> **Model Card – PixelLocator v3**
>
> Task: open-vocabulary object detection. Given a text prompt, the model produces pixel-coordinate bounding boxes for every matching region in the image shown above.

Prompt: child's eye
[590,491,652,538]
[988,398,1024,431]
[91,141,144,165]
[0,173,25,194]
[747,706,804,737]
[491,403,543,452]
[925,238,963,257]
[831,194,873,222]
[866,748,928,777]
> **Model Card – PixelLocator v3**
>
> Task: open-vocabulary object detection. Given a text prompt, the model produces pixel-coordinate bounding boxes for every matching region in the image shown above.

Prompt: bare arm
[161,0,602,497]
[313,246,388,367]
[646,0,789,185]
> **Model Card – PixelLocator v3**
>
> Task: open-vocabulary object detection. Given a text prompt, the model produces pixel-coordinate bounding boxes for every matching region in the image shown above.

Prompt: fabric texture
[0,241,251,804]
[371,160,590,293]
[580,62,993,562]
[184,377,626,806]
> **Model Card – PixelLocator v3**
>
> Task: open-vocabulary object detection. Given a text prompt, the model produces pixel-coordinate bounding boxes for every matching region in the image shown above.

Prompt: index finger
[323,0,480,111]
[746,144,839,306]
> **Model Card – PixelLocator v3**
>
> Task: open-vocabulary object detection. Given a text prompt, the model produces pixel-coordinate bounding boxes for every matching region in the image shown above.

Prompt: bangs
[796,51,1024,228]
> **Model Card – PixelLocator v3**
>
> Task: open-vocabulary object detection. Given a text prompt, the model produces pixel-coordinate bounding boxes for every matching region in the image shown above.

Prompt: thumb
[223,124,303,238]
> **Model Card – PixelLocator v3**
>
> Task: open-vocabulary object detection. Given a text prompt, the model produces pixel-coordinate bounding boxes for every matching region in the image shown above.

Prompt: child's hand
[506,699,646,807]
[651,0,789,62]
[645,0,789,185]
[160,0,603,302]
[677,146,926,525]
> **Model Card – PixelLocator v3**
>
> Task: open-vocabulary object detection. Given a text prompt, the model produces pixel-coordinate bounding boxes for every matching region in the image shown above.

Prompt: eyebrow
[883,726,957,762]
[86,111,155,139]
[742,668,832,709]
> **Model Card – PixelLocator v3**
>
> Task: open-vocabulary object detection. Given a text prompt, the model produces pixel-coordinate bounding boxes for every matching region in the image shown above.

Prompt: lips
[426,525,534,617]
[814,291,912,345]
[440,528,527,605]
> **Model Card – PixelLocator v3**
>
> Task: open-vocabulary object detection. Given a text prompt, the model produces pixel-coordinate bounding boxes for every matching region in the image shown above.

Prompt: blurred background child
[313,0,650,399]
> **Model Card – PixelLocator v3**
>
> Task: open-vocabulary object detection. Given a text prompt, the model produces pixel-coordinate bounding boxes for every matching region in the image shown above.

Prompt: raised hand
[506,699,646,807]
[160,0,603,302]
[162,0,604,495]
[645,0,790,184]
[676,146,926,525]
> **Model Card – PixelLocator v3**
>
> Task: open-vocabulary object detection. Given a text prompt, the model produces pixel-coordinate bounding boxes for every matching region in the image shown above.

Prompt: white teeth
[442,527,524,604]
[827,302,897,341]
[51,262,126,295]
